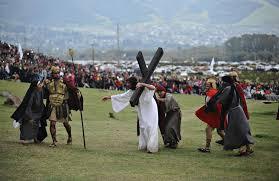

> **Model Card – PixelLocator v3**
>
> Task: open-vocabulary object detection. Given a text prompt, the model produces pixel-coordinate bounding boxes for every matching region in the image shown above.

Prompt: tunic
[195,88,221,128]
[111,89,159,153]
[46,79,69,122]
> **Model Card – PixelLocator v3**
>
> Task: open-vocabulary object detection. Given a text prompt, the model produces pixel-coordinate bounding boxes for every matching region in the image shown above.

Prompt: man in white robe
[102,77,159,153]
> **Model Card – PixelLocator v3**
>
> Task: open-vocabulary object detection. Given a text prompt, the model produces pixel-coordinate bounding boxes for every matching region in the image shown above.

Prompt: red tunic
[206,88,218,97]
[195,88,222,128]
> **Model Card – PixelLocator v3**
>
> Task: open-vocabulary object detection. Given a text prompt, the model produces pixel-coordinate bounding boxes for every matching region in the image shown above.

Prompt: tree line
[73,34,279,63]
[224,34,279,62]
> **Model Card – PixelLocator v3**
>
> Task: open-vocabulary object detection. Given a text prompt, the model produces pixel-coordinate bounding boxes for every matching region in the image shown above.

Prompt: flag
[18,43,23,60]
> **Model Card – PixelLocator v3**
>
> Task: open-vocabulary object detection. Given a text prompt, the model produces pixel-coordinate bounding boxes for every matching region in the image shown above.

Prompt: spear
[68,48,86,149]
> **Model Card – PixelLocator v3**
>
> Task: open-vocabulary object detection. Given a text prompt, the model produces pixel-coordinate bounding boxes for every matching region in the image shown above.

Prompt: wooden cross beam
[136,51,148,79]
[129,47,164,107]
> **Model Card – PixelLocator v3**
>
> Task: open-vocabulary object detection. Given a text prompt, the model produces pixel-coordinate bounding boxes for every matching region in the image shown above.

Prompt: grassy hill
[0,80,278,180]
[238,0,279,26]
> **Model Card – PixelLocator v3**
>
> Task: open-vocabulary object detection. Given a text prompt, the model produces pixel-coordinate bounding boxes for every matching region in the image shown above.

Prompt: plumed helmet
[206,78,217,89]
[229,71,239,82]
[51,66,60,74]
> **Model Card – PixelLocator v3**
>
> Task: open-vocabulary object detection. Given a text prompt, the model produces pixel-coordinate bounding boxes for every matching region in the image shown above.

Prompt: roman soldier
[46,66,72,147]
[196,78,225,153]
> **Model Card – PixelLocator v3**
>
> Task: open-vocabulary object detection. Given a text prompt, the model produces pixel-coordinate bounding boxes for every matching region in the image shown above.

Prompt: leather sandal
[198,147,210,153]
[49,142,57,147]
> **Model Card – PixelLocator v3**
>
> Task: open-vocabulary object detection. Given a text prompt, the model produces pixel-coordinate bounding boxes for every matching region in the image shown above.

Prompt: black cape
[67,86,83,111]
[11,81,47,141]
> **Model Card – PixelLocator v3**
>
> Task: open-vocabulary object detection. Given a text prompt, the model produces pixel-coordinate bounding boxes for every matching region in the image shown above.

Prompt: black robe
[11,82,47,142]
[207,84,254,150]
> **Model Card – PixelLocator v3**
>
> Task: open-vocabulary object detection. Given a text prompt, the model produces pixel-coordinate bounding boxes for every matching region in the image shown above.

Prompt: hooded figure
[155,85,181,148]
[11,77,47,143]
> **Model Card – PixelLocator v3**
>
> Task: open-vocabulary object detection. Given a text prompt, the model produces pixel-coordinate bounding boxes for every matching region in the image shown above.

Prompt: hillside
[1,0,279,51]
[0,0,278,26]
[238,0,279,25]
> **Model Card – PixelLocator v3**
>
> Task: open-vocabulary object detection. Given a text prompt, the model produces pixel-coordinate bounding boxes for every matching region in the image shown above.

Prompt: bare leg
[215,129,225,145]
[49,121,57,146]
[217,129,225,140]
[205,125,213,148]
[63,122,72,144]
[198,125,212,153]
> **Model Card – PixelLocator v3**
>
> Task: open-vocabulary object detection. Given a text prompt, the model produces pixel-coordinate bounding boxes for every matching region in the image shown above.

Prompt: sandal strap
[49,143,57,147]
[198,147,210,153]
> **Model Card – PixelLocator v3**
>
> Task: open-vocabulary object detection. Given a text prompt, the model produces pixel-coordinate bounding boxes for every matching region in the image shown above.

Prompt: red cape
[195,103,223,128]
[196,85,248,128]
[195,88,227,128]
[235,83,249,120]
[206,88,218,97]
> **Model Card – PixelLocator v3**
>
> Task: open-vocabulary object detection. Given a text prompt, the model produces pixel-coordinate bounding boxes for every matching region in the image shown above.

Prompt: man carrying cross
[102,48,163,153]
[102,77,159,153]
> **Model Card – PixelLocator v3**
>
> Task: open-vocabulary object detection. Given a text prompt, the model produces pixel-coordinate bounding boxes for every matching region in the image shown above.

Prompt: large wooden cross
[129,47,164,107]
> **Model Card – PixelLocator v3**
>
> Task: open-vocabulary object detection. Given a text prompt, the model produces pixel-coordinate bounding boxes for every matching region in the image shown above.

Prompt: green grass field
[0,80,278,180]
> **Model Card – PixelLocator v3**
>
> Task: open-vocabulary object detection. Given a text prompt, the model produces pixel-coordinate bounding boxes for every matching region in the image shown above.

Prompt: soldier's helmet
[51,66,60,79]
[229,71,239,82]
[206,78,217,89]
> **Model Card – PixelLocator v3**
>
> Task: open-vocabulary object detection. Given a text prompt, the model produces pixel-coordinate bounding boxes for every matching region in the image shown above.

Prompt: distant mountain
[0,0,278,26]
[266,0,279,7]
[0,0,279,52]
[238,0,279,26]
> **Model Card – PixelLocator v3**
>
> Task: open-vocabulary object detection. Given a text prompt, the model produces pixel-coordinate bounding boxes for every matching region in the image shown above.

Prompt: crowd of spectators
[1,41,278,100]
